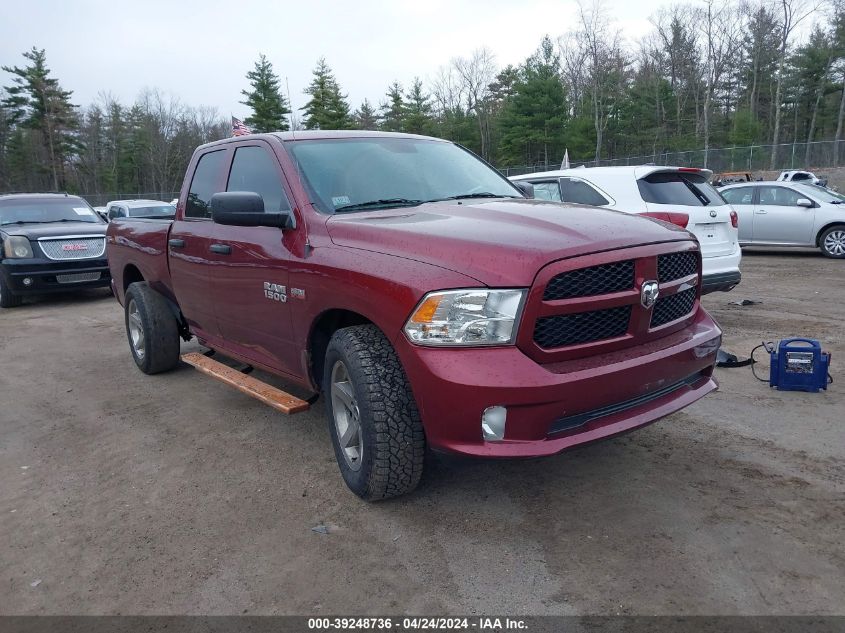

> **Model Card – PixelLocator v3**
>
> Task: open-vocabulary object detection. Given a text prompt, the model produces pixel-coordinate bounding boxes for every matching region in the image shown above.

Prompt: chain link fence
[499,140,845,177]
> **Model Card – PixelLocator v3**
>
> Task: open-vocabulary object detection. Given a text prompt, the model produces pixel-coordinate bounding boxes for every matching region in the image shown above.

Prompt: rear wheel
[819,226,845,258]
[323,324,425,500]
[124,282,180,374]
[0,276,23,308]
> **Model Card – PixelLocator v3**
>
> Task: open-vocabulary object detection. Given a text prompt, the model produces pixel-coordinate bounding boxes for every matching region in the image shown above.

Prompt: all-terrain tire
[0,275,23,308]
[323,324,426,500]
[124,282,180,374]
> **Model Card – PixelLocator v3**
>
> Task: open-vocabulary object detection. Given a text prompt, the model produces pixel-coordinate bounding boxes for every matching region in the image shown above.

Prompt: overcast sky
[3,0,673,119]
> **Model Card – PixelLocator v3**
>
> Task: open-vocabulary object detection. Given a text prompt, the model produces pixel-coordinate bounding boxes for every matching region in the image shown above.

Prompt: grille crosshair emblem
[641,280,660,309]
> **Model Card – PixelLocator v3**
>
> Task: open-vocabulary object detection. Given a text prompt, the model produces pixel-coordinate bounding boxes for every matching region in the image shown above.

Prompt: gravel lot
[1,249,843,615]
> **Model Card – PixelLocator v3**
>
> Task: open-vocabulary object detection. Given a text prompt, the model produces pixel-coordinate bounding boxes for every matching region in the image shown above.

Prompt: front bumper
[395,308,721,458]
[0,257,111,295]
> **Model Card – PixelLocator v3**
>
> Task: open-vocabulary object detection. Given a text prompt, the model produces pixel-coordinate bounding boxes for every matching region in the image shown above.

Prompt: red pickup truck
[107,131,722,500]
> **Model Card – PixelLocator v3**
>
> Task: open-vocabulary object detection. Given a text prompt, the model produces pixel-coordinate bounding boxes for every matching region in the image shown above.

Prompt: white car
[104,199,176,222]
[776,170,827,187]
[510,166,742,293]
[719,181,845,258]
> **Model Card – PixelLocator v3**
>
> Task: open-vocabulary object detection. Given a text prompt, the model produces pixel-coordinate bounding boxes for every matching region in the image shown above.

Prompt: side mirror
[210,191,291,228]
[513,181,535,198]
[796,198,814,208]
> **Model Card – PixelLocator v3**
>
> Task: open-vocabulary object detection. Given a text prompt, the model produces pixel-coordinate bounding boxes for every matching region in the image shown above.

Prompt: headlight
[404,289,527,346]
[2,236,33,259]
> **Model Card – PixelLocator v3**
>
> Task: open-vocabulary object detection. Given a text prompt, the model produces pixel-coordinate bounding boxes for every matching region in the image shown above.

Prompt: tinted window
[637,172,725,207]
[758,186,805,207]
[186,150,227,219]
[721,187,754,205]
[561,178,610,206]
[0,197,103,225]
[791,172,811,181]
[531,181,562,202]
[227,146,290,212]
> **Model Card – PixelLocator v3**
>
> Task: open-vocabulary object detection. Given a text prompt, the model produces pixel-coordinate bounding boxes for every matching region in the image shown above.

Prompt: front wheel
[819,226,845,258]
[0,275,23,308]
[323,324,426,500]
[124,282,180,374]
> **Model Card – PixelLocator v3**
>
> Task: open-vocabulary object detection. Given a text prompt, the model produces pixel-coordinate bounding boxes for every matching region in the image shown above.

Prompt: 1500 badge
[264,282,287,302]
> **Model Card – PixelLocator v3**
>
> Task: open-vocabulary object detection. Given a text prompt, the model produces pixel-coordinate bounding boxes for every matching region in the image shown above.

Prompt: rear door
[753,185,816,244]
[637,170,736,258]
[169,148,229,338]
[720,186,756,243]
[209,141,300,375]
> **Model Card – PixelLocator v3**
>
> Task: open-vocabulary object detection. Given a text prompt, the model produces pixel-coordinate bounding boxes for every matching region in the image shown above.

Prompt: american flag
[231,116,252,136]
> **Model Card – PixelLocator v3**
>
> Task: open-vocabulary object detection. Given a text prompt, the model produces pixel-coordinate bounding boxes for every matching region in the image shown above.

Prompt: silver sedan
[720,182,845,258]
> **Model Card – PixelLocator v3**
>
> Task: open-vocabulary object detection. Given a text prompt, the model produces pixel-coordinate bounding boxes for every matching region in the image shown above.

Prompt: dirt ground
[1,249,843,616]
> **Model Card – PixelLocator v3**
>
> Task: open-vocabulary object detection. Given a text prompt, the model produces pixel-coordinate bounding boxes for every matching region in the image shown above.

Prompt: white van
[511,166,742,293]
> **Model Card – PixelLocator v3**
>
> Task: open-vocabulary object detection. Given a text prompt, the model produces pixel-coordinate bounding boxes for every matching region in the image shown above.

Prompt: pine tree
[403,78,434,135]
[354,99,380,130]
[2,47,79,190]
[240,53,290,132]
[380,81,405,132]
[301,58,353,130]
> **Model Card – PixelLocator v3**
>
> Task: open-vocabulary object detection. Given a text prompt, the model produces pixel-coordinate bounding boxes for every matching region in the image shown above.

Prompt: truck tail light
[730,210,738,228]
[641,211,690,229]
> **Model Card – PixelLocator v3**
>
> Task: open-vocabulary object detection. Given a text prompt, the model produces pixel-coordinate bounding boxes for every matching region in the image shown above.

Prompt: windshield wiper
[334,198,423,213]
[435,192,518,201]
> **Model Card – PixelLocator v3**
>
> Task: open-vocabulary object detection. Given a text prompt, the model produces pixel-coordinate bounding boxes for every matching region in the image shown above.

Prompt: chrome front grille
[56,272,103,284]
[39,236,106,261]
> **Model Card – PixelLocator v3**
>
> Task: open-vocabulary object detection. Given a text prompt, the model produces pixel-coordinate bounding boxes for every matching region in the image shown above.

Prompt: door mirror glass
[796,198,814,208]
[513,181,535,198]
[210,191,290,228]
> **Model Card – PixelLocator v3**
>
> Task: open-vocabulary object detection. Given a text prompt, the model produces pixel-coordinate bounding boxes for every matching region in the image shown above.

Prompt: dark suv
[0,193,111,308]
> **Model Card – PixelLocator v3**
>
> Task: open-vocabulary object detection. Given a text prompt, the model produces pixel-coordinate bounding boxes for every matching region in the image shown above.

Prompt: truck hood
[326,198,691,286]
[1,221,107,240]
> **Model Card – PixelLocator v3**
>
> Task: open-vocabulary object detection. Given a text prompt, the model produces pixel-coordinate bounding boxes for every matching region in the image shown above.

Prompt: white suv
[511,166,742,293]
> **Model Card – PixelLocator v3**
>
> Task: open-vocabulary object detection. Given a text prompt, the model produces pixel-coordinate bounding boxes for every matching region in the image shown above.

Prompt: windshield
[638,171,726,207]
[128,204,176,217]
[0,198,104,225]
[286,137,522,213]
[795,183,845,204]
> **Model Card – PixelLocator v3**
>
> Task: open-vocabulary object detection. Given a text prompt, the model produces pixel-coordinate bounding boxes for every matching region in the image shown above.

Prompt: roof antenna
[286,76,295,140]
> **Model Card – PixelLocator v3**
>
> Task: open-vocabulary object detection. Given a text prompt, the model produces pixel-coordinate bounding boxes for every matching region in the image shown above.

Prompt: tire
[0,275,23,308]
[819,226,845,258]
[124,282,180,374]
[323,324,426,500]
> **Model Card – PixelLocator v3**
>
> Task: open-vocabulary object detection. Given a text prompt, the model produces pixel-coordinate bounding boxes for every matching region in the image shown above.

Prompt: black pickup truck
[0,193,111,308]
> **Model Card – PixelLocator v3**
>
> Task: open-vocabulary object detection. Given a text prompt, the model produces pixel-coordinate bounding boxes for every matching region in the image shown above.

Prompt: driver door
[209,142,300,375]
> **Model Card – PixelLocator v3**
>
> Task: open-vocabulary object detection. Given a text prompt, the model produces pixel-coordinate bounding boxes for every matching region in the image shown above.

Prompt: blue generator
[769,338,831,392]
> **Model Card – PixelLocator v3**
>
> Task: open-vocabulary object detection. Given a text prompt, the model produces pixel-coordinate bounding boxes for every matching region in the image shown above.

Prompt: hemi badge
[291,288,306,299]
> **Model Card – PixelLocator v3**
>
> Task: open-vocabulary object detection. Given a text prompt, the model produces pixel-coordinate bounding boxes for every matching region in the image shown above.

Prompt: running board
[180,352,310,414]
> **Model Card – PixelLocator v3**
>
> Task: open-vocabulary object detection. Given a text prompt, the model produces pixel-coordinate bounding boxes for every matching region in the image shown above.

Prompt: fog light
[22,277,33,286]
[481,406,507,441]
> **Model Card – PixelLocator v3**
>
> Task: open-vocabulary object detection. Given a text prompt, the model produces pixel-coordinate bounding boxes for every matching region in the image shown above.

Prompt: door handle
[210,243,231,255]
[168,238,185,248]
[755,209,768,214]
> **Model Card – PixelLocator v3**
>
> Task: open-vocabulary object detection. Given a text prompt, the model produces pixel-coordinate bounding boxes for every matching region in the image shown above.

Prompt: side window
[721,187,754,205]
[531,181,562,202]
[186,150,227,219]
[792,172,811,182]
[560,178,610,206]
[226,146,291,212]
[759,186,804,207]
